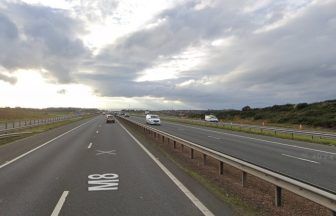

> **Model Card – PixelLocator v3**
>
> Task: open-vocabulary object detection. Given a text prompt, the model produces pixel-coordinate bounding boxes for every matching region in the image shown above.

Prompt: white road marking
[166,121,336,156]
[88,173,119,191]
[282,154,320,164]
[51,191,69,216]
[207,135,220,140]
[88,143,93,149]
[118,120,214,216]
[95,150,116,155]
[0,119,95,169]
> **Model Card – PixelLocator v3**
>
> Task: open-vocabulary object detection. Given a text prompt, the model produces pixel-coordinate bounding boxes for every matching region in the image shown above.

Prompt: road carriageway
[0,116,233,215]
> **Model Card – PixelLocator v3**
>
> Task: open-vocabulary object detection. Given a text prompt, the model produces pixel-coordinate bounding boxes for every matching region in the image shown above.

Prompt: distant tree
[295,103,308,110]
[242,106,251,111]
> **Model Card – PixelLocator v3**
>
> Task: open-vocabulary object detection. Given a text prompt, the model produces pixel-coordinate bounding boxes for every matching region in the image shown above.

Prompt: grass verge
[161,117,336,146]
[120,119,260,216]
[0,115,95,146]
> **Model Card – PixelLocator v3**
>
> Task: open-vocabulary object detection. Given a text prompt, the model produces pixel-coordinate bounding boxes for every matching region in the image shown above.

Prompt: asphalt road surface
[130,116,336,193]
[0,116,232,216]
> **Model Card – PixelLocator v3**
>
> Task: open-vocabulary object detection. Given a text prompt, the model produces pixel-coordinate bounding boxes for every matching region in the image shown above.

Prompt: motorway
[0,116,233,216]
[129,116,336,193]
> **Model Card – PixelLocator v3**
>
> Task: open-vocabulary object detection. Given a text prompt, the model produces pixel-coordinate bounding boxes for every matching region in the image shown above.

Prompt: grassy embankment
[0,107,76,121]
[159,116,336,146]
[0,107,98,146]
[0,114,95,146]
[130,99,336,146]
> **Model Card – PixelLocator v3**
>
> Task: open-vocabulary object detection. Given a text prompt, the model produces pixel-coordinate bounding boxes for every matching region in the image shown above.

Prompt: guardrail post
[190,148,194,159]
[167,138,170,144]
[275,186,282,207]
[173,141,176,149]
[203,154,207,165]
[241,171,247,187]
[12,122,14,128]
[332,210,336,216]
[5,122,7,129]
[162,136,164,143]
[219,161,224,175]
[181,144,184,152]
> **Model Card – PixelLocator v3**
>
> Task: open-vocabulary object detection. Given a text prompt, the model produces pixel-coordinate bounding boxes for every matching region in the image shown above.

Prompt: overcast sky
[0,0,335,110]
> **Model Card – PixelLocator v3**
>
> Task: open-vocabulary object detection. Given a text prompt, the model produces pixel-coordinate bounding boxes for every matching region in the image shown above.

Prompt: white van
[146,114,161,125]
[205,115,219,122]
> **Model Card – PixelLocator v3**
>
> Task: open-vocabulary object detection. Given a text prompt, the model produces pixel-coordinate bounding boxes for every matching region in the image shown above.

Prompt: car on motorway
[146,114,161,125]
[205,114,219,122]
[124,113,130,117]
[106,114,115,123]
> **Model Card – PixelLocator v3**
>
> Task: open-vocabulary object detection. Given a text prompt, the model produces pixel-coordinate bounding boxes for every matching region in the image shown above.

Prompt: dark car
[106,115,115,123]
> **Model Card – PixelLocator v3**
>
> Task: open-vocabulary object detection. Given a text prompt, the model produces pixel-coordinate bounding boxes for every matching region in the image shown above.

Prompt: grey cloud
[0,13,18,39]
[86,0,336,109]
[95,1,245,72]
[86,1,249,99]
[1,0,335,109]
[66,0,119,22]
[211,1,336,98]
[0,1,90,83]
[0,72,17,84]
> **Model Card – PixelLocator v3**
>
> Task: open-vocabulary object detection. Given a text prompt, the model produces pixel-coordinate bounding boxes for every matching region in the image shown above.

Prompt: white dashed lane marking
[51,191,69,216]
[282,154,320,164]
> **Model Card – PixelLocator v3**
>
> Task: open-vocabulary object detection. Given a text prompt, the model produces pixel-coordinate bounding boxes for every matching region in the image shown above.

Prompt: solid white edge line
[118,120,214,216]
[0,118,95,169]
[51,191,69,216]
[163,120,336,156]
[88,143,93,149]
[282,154,320,164]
